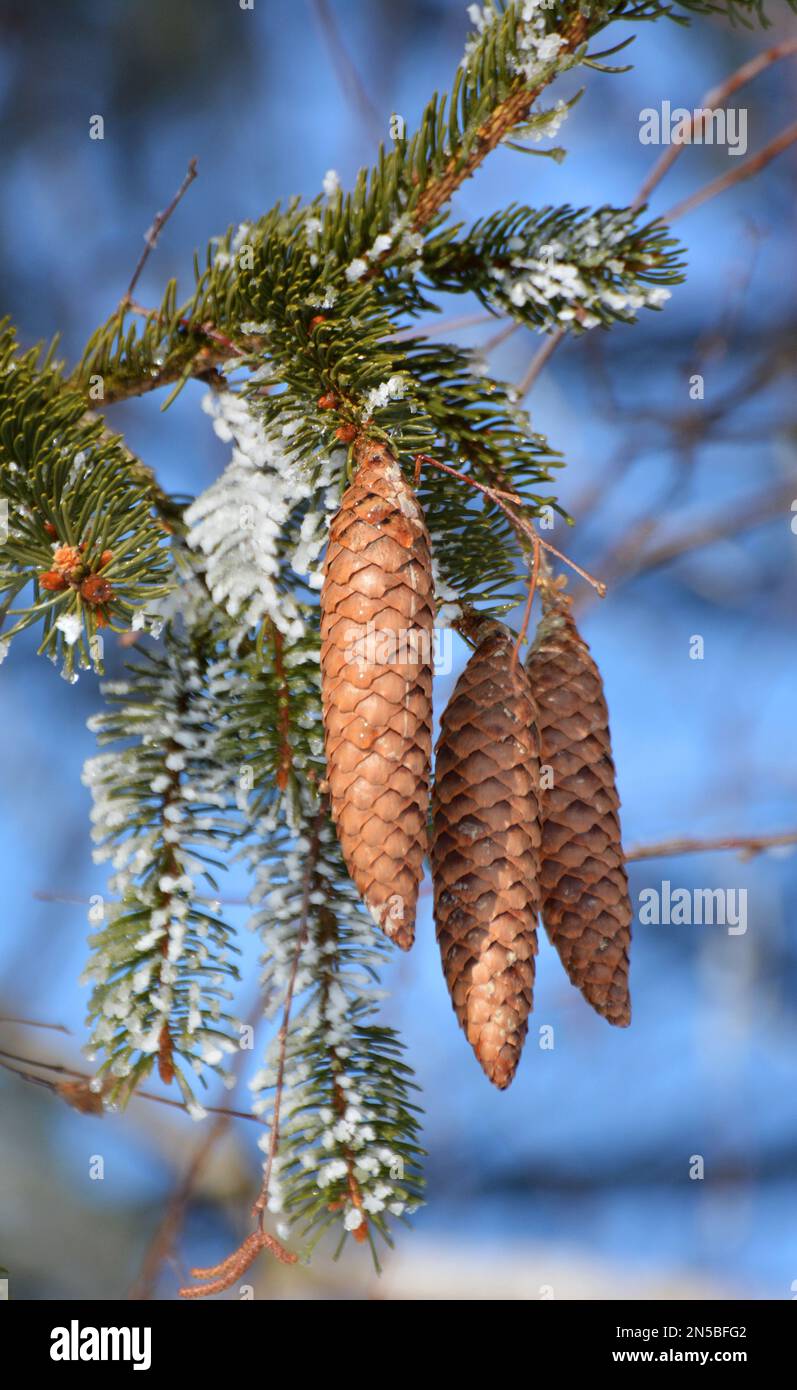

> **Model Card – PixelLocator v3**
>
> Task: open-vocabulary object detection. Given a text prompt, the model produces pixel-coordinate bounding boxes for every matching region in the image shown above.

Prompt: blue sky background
[1,0,796,1299]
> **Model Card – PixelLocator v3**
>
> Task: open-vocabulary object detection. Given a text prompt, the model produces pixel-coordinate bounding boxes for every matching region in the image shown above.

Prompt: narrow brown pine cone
[432,621,542,1089]
[525,580,632,1026]
[320,438,434,949]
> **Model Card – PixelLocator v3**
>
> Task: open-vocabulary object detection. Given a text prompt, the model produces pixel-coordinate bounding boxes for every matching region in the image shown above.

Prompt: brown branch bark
[410,14,589,231]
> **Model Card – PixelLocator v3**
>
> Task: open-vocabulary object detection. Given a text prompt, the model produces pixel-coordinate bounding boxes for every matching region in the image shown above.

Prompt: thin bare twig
[535,534,606,597]
[179,1230,296,1300]
[121,157,198,308]
[414,452,524,505]
[661,120,797,224]
[626,830,797,862]
[390,312,494,343]
[0,1016,71,1035]
[511,535,540,671]
[177,808,324,1301]
[632,38,797,211]
[514,326,566,399]
[0,1048,260,1123]
[612,476,797,584]
[482,319,521,355]
[413,452,606,596]
[418,825,797,904]
[129,1112,235,1300]
[311,0,383,144]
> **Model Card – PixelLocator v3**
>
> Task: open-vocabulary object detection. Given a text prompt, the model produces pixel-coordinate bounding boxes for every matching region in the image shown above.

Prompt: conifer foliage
[0,0,785,1288]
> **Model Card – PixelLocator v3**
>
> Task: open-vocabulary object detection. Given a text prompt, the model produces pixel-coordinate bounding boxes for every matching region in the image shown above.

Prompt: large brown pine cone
[320,439,434,949]
[525,581,632,1026]
[432,622,542,1088]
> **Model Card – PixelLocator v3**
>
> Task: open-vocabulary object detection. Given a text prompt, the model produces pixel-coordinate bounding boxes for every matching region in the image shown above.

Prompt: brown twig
[418,824,797,903]
[129,993,268,1300]
[177,811,326,1301]
[413,452,606,597]
[482,319,522,355]
[390,311,494,344]
[121,158,198,309]
[413,453,524,505]
[626,830,797,863]
[0,1048,260,1123]
[606,476,797,587]
[632,38,797,212]
[535,534,605,597]
[311,0,383,144]
[511,535,540,672]
[515,326,566,399]
[178,1230,296,1300]
[0,1015,71,1035]
[661,120,797,224]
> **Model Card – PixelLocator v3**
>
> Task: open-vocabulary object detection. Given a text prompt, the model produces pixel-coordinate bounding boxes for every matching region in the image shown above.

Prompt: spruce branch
[0,323,172,676]
[517,34,797,392]
[68,1,789,411]
[82,620,245,1108]
[407,6,591,234]
[5,0,790,1291]
[420,204,684,334]
[247,812,424,1264]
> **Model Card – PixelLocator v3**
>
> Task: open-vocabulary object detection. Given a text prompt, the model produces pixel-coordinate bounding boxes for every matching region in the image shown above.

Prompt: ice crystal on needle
[464,1,568,81]
[247,814,424,1252]
[82,627,243,1105]
[186,392,338,643]
[449,205,679,335]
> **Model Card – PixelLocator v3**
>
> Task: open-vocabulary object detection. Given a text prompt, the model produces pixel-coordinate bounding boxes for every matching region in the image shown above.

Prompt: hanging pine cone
[320,438,434,949]
[431,620,542,1089]
[525,578,632,1026]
